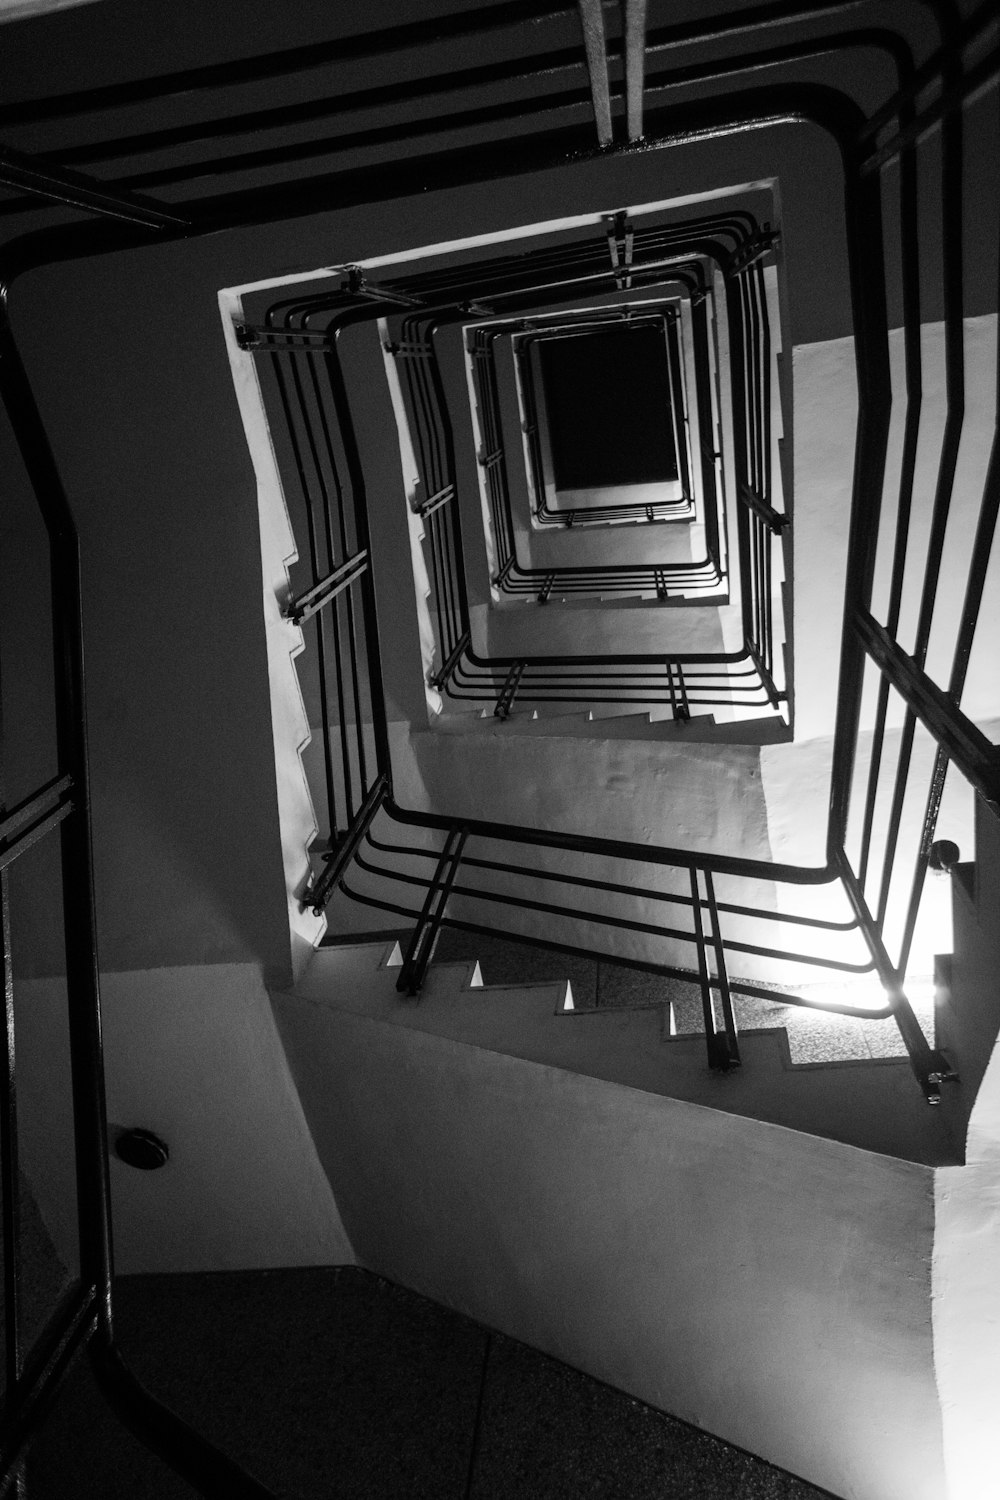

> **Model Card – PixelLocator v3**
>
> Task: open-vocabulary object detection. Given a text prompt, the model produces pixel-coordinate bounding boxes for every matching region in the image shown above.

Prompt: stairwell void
[535,322,680,490]
[1,2,998,1499]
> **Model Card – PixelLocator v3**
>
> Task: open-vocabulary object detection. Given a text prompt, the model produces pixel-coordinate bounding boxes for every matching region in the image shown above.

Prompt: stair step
[580,701,670,720]
[520,590,728,611]
[479,701,580,720]
[290,940,572,1020]
[425,712,798,744]
[278,943,956,1163]
[295,940,487,1001]
[299,941,929,1070]
[457,709,702,736]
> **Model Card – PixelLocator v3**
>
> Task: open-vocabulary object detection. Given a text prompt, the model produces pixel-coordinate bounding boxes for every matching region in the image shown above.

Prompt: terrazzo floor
[429,929,936,1066]
[26,1267,842,1499]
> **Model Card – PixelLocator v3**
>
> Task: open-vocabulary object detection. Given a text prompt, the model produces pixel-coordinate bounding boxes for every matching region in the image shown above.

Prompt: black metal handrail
[384,230,787,717]
[0,6,923,226]
[342,799,882,1012]
[364,213,745,603]
[726,254,789,709]
[291,223,754,723]
[248,250,927,1071]
[399,313,778,720]
[0,280,281,1496]
[248,299,390,856]
[0,0,994,1493]
[825,0,1000,1006]
[225,9,993,1114]
[349,215,782,726]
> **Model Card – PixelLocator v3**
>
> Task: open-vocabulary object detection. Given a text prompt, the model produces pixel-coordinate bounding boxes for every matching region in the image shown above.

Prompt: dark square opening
[537,325,679,490]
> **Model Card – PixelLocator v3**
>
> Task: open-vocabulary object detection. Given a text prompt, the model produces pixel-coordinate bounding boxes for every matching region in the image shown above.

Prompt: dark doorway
[537,325,679,490]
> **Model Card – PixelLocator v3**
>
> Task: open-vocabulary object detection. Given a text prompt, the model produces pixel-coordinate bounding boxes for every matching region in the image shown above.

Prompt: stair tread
[301,939,933,1068]
[278,946,955,1163]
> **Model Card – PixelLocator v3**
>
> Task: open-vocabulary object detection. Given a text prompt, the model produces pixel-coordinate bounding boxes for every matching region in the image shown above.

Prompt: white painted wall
[934,1123,1000,1500]
[217,291,326,979]
[0,0,98,18]
[762,316,1000,983]
[371,319,443,721]
[484,591,730,660]
[875,317,1000,723]
[383,717,788,977]
[784,333,858,743]
[14,965,354,1275]
[761,720,1000,984]
[275,946,946,1500]
[394,721,771,859]
[778,315,999,747]
[933,801,1000,1500]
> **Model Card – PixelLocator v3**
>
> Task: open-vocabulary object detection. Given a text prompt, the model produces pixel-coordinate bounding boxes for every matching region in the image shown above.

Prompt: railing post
[491,556,514,590]
[704,870,739,1065]
[495,661,525,720]
[396,826,468,997]
[834,849,957,1103]
[285,548,369,627]
[689,869,735,1071]
[427,629,471,693]
[667,664,690,723]
[303,775,388,916]
[676,664,690,723]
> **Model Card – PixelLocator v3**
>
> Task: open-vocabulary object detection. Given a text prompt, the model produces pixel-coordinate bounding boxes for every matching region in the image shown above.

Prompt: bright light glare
[788,972,937,1019]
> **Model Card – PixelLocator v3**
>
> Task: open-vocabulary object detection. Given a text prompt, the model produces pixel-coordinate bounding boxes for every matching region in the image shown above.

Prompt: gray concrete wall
[14,965,354,1275]
[9,243,298,979]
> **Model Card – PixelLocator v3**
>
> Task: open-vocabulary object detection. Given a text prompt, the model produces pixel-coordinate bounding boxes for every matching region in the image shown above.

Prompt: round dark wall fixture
[114,1128,169,1171]
[928,839,961,873]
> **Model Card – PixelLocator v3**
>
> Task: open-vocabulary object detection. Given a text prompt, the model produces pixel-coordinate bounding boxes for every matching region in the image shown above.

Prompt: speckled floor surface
[430,929,935,1066]
[26,1266,841,1499]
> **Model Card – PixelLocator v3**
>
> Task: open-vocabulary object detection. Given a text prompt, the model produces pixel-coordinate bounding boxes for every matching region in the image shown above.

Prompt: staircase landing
[26,1267,837,1499]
